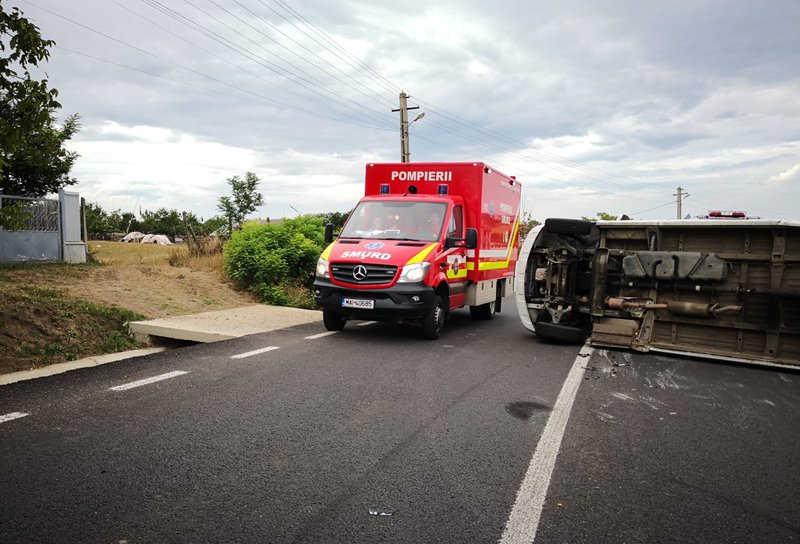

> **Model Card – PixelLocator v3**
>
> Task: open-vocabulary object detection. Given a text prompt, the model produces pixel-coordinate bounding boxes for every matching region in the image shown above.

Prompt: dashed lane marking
[305,331,339,340]
[110,371,189,392]
[230,346,280,359]
[500,345,593,544]
[0,412,29,424]
[357,321,377,327]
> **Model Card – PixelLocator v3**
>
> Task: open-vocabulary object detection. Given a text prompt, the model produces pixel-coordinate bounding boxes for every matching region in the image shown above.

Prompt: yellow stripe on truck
[320,243,334,260]
[447,268,468,279]
[405,243,438,265]
[469,213,521,271]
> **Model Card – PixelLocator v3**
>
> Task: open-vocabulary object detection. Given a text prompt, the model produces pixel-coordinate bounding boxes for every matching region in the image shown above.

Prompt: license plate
[342,297,374,309]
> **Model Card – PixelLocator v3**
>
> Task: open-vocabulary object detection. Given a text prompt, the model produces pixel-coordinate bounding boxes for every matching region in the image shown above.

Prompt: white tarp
[120,231,144,242]
[141,234,172,245]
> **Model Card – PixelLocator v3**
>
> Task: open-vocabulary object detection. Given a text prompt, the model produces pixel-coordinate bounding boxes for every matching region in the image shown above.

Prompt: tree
[0,4,79,197]
[1,113,80,196]
[318,209,352,232]
[217,172,264,234]
[84,201,109,238]
[139,208,183,238]
[581,211,619,222]
[518,210,541,239]
[202,215,228,235]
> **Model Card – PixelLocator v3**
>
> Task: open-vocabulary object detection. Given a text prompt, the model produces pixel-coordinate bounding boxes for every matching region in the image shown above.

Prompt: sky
[11,0,800,222]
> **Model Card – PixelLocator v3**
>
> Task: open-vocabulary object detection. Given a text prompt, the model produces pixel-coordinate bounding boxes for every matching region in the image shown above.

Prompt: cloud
[769,164,800,186]
[15,0,800,223]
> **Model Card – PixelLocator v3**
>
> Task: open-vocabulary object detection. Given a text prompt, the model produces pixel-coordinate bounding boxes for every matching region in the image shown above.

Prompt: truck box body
[314,162,521,338]
[515,218,800,367]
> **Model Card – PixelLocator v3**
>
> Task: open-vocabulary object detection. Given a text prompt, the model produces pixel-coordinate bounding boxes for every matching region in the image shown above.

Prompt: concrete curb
[0,348,166,387]
[128,305,322,344]
[2,305,324,387]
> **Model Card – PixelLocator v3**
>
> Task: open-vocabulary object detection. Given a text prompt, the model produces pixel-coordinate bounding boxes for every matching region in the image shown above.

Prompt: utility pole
[392,91,420,163]
[674,186,690,219]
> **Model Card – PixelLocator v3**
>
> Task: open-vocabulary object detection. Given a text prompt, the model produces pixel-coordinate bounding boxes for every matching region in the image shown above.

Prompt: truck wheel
[544,218,592,236]
[534,322,586,344]
[421,295,447,339]
[323,311,347,331]
[470,300,495,320]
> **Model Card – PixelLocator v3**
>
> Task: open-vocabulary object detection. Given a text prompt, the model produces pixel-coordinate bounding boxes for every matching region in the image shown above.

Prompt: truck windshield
[340,201,447,242]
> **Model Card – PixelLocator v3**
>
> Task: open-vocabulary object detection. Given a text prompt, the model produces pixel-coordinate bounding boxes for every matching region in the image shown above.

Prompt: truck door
[444,205,468,309]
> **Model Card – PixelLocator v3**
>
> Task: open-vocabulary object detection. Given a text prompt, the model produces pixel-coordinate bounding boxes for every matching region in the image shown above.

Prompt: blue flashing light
[380,184,390,194]
[437,184,448,195]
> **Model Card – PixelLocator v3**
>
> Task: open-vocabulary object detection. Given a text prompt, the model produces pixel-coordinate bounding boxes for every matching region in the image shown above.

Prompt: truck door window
[448,206,463,238]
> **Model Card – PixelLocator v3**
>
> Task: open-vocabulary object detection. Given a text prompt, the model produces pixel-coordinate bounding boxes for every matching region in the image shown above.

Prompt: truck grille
[331,263,398,285]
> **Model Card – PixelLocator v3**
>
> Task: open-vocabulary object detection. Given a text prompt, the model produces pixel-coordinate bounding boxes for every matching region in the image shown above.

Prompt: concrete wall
[59,190,86,264]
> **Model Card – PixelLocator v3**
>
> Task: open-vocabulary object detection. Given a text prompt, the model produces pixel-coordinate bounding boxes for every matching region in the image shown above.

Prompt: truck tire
[323,311,347,331]
[421,295,447,339]
[470,300,495,320]
[534,321,586,344]
[545,218,592,236]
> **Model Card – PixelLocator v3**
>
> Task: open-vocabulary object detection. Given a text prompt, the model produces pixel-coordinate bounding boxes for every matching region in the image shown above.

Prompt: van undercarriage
[518,218,800,368]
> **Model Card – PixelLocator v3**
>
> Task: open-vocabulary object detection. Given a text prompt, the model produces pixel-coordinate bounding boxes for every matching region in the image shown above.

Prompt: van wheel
[544,218,592,236]
[470,300,495,320]
[534,322,586,344]
[422,295,447,339]
[323,311,347,331]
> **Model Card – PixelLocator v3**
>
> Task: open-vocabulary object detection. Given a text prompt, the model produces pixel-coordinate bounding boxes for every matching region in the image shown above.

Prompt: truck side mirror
[324,223,334,243]
[465,228,478,249]
[444,228,478,249]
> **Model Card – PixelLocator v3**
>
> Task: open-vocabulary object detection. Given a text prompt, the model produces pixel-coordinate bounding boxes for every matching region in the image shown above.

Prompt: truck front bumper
[313,278,436,321]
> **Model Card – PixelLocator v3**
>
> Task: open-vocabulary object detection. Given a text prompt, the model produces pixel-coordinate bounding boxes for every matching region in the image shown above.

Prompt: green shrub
[224,215,326,306]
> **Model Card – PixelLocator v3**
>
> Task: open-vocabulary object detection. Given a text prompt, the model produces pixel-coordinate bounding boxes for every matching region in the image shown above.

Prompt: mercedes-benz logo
[353,265,368,281]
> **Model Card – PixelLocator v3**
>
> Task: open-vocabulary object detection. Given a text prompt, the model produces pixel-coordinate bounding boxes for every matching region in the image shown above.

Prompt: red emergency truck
[313,162,522,338]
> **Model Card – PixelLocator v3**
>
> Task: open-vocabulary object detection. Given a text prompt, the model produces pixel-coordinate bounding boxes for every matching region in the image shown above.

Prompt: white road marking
[110,371,188,391]
[230,346,280,359]
[500,345,593,544]
[357,321,377,327]
[305,331,338,340]
[0,412,29,424]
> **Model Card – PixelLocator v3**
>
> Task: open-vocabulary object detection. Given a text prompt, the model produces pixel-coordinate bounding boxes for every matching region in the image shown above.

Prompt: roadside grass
[90,241,180,266]
[0,241,260,375]
[95,241,226,277]
[0,286,144,374]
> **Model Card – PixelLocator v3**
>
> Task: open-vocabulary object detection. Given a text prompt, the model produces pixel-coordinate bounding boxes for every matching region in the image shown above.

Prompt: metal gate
[0,190,86,263]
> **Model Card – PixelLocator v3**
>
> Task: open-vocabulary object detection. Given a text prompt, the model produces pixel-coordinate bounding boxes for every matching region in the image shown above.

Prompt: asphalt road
[1,301,799,543]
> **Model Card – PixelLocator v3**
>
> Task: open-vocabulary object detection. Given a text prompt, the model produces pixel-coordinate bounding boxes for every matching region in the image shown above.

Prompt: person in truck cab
[366,214,386,236]
[419,210,443,241]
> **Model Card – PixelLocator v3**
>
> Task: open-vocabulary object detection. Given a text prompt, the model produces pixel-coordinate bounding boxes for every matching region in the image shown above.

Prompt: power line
[229,0,396,109]
[191,0,394,114]
[415,99,635,186]
[629,200,677,216]
[54,45,392,132]
[142,0,394,129]
[268,0,399,95]
[23,0,394,131]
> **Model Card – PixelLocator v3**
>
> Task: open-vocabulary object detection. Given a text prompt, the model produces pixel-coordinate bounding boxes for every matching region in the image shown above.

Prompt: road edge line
[499,344,593,544]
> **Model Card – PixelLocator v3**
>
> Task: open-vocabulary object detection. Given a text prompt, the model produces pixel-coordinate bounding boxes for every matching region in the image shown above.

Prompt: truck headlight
[397,262,429,283]
[316,257,329,278]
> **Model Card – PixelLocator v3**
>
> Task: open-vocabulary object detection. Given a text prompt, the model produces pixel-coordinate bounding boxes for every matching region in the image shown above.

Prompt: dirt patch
[0,242,258,375]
